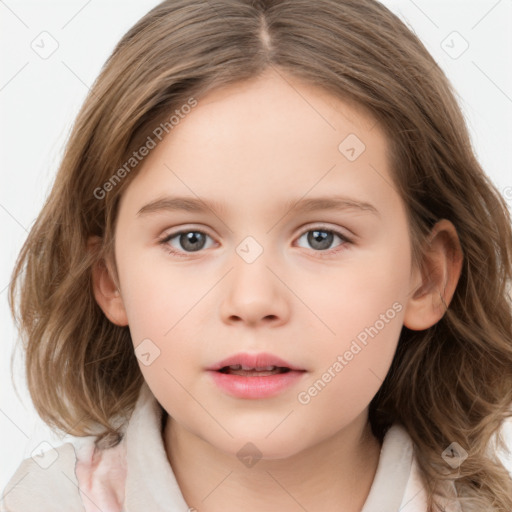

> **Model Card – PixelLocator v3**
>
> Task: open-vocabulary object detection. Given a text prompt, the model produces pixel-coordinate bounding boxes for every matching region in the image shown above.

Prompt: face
[111,68,418,459]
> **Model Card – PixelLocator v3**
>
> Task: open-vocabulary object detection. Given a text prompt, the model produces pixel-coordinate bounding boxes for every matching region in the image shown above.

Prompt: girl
[3,0,512,511]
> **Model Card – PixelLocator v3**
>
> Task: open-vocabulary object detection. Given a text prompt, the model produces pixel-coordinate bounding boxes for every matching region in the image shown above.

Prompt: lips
[207,352,305,373]
[206,352,307,399]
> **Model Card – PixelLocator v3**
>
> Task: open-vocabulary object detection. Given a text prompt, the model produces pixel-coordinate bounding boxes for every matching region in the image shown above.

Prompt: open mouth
[218,365,291,377]
[209,356,306,398]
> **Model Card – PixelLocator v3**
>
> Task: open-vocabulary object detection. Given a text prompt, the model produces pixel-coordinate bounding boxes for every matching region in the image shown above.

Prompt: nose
[219,251,290,328]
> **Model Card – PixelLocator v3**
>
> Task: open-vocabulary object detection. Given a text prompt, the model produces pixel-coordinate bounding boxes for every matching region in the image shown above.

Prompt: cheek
[293,268,406,437]
[117,246,191,335]
[116,250,206,383]
[306,243,410,344]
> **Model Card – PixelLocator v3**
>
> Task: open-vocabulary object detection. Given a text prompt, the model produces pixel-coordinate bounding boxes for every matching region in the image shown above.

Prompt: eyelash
[158,226,353,259]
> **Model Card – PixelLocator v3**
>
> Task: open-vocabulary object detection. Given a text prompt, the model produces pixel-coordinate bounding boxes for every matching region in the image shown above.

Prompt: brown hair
[9,0,512,509]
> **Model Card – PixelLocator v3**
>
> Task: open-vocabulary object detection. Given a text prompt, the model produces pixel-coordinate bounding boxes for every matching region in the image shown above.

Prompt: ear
[88,236,128,326]
[403,219,463,331]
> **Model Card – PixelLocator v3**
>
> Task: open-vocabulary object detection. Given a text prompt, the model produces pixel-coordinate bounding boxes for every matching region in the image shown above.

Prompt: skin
[91,67,463,512]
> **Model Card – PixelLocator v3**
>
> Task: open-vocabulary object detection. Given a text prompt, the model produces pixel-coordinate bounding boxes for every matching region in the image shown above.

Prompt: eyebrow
[136,195,380,218]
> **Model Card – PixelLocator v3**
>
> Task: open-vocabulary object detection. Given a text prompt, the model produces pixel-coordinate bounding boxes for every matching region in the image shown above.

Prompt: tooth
[240,365,277,371]
[227,364,280,371]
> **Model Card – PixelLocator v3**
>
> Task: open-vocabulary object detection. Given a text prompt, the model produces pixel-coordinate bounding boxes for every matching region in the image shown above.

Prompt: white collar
[123,382,189,511]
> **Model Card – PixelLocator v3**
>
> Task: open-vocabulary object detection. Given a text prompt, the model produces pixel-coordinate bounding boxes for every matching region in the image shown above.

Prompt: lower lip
[208,370,306,399]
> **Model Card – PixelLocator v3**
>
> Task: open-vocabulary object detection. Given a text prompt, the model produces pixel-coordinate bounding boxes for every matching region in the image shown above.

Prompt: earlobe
[88,236,129,327]
[403,219,463,331]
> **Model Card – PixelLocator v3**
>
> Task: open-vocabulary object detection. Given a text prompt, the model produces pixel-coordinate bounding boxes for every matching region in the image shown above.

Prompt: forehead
[182,69,380,147]
[118,69,397,220]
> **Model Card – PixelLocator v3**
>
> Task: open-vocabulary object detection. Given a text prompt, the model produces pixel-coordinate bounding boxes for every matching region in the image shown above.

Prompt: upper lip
[207,352,305,371]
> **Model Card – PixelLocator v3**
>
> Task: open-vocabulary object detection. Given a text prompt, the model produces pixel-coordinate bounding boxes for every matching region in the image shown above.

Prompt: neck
[163,412,381,512]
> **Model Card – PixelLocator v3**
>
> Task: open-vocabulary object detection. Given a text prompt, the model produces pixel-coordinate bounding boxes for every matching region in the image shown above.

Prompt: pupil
[180,232,205,252]
[308,230,332,250]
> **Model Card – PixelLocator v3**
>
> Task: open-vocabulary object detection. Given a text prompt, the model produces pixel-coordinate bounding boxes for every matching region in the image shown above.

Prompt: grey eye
[297,229,346,251]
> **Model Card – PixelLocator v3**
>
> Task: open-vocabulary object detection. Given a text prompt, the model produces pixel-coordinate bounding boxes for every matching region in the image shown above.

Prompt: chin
[210,431,309,462]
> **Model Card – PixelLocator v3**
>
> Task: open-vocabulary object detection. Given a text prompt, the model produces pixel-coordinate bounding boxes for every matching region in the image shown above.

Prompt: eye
[159,226,353,258]
[159,229,215,257]
[295,226,352,256]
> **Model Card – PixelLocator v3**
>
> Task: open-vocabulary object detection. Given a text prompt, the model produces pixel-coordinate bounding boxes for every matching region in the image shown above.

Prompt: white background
[1,0,511,494]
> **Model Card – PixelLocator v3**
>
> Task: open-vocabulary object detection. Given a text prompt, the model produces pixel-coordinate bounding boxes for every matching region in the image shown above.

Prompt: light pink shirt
[1,382,461,512]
